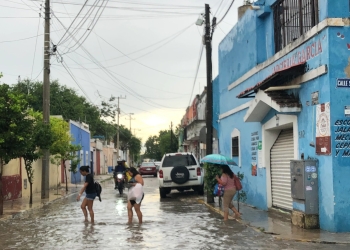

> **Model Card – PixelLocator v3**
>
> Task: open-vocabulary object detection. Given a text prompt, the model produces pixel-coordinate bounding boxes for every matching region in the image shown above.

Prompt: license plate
[163,182,171,186]
[146,168,151,170]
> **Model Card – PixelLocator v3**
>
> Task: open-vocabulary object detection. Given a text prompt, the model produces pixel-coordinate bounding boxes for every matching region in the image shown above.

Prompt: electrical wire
[95,33,204,79]
[215,0,235,27]
[51,10,193,110]
[60,59,95,103]
[30,10,42,79]
[187,43,204,108]
[62,0,108,54]
[58,0,101,46]
[57,0,89,45]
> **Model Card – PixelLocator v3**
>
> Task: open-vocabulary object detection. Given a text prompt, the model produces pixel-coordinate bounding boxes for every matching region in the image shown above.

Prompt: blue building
[214,0,350,232]
[69,120,91,184]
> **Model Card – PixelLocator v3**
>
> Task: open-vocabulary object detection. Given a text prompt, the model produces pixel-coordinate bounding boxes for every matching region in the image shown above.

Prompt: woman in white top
[127,167,144,224]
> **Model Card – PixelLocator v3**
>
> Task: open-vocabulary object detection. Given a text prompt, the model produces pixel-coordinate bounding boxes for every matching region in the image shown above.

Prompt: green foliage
[236,171,247,203]
[0,84,33,167]
[203,163,222,195]
[0,84,34,212]
[144,135,161,160]
[144,129,179,160]
[12,80,103,136]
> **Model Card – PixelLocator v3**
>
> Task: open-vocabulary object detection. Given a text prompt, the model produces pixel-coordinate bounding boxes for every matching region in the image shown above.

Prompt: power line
[57,0,89,45]
[62,0,108,54]
[215,0,235,27]
[51,12,189,110]
[96,33,205,79]
[30,5,43,79]
[188,44,204,108]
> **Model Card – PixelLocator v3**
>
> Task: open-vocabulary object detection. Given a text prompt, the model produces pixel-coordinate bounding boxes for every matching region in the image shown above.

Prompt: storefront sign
[273,39,323,73]
[334,119,350,157]
[251,132,259,176]
[316,103,331,155]
[337,79,350,88]
[345,106,350,117]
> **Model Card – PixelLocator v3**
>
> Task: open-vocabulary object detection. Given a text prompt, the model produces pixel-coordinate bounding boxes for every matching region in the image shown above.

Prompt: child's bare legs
[80,198,88,222]
[127,201,133,224]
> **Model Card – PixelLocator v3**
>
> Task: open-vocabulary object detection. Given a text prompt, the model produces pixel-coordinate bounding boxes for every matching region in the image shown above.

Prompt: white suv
[158,152,204,198]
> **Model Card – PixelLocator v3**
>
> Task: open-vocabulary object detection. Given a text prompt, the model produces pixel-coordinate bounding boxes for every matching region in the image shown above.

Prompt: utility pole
[205,3,213,156]
[170,121,173,149]
[116,96,126,160]
[126,113,135,166]
[41,0,50,199]
[126,113,135,131]
[205,3,215,204]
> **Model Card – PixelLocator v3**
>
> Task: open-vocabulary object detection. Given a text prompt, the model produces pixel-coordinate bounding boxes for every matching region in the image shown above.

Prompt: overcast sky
[0,0,244,143]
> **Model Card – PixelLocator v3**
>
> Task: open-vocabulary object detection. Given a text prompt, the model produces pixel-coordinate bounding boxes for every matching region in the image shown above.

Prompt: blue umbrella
[201,154,238,166]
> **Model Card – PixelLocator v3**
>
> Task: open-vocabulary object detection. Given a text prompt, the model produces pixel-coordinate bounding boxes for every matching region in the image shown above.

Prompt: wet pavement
[0,177,349,249]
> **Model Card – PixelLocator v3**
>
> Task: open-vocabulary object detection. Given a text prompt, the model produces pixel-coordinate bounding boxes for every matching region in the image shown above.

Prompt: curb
[0,176,113,222]
[197,199,350,245]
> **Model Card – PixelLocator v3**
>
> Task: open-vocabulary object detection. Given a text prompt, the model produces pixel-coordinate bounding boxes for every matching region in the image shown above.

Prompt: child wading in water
[77,166,96,223]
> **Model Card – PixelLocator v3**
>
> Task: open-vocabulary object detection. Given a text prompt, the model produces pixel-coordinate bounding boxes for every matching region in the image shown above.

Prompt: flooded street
[0,177,348,249]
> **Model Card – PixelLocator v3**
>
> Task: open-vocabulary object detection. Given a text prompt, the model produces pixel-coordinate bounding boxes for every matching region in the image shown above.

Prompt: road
[0,176,348,249]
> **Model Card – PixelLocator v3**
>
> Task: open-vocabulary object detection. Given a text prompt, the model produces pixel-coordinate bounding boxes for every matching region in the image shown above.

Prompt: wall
[70,121,90,183]
[328,25,350,232]
[2,159,21,200]
[215,0,350,232]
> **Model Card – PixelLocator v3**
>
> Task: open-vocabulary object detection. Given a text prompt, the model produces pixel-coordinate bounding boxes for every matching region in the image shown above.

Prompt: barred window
[273,0,319,52]
[232,137,239,157]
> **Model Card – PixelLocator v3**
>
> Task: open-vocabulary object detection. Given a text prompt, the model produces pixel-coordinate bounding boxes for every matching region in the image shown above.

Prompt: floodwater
[0,178,348,249]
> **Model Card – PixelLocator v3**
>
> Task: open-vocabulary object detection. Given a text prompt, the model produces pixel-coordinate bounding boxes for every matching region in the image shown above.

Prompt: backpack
[213,183,225,197]
[234,174,242,191]
[94,181,102,202]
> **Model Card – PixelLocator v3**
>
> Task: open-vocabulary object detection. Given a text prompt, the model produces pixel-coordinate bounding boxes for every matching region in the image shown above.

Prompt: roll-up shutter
[270,128,294,210]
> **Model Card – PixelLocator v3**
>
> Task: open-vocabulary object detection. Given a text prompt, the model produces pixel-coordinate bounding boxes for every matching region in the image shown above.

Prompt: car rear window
[162,155,197,167]
[141,163,155,167]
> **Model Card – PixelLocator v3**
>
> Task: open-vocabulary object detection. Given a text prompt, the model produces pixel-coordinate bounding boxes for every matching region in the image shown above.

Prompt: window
[273,0,319,52]
[231,128,241,167]
[162,154,197,168]
[232,137,239,157]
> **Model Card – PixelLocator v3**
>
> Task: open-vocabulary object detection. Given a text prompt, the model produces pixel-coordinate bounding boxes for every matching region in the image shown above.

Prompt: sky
[0,0,244,144]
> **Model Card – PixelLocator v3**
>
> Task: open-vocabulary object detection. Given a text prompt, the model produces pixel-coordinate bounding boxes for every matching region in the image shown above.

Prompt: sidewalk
[0,174,112,222]
[198,197,350,244]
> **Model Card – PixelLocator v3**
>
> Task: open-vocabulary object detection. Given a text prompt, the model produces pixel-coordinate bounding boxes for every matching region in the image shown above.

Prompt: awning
[237,63,306,98]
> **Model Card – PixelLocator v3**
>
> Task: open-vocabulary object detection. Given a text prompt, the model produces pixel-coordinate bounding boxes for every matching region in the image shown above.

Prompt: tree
[21,110,52,204]
[12,80,103,136]
[50,118,81,192]
[158,129,178,156]
[144,135,161,160]
[129,136,142,164]
[0,83,33,215]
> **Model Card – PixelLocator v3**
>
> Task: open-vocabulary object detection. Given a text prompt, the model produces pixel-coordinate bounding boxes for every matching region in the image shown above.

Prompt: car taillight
[159,170,163,178]
[197,167,201,176]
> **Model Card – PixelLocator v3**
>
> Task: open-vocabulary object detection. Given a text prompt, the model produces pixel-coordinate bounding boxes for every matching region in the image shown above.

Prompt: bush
[203,163,221,195]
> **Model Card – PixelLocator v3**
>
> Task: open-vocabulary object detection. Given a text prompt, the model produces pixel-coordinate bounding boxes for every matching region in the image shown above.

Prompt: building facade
[69,120,91,184]
[214,0,350,232]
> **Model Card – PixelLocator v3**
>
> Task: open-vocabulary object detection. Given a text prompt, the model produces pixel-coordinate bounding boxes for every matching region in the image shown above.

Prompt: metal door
[270,128,294,210]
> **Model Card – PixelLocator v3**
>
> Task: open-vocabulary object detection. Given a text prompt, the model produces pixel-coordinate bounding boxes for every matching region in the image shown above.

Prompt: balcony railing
[273,0,319,53]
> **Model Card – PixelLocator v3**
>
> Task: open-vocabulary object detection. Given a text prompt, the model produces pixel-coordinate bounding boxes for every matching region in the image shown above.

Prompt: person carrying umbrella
[215,165,241,220]
[201,154,241,221]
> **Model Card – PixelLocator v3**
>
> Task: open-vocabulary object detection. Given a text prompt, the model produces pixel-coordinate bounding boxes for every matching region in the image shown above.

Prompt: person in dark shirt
[114,161,126,189]
[77,166,96,223]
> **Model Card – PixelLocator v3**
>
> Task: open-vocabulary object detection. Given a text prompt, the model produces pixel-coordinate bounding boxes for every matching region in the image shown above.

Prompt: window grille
[232,137,239,157]
[273,0,319,52]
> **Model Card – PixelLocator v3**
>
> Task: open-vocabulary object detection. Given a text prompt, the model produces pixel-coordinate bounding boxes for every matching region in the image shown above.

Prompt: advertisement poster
[316,102,331,155]
[251,132,259,176]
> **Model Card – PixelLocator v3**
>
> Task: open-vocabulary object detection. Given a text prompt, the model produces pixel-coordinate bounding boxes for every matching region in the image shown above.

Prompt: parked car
[154,161,161,171]
[139,162,157,177]
[158,152,204,198]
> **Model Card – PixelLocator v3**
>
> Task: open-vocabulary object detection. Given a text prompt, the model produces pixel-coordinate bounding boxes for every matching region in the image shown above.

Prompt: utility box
[290,160,319,229]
